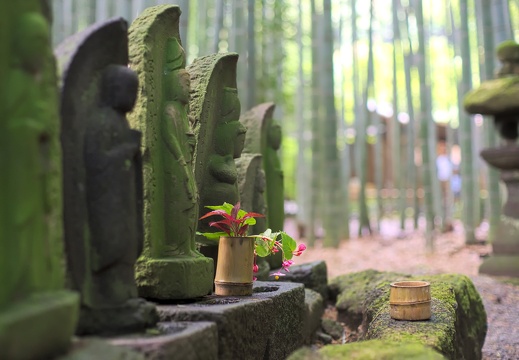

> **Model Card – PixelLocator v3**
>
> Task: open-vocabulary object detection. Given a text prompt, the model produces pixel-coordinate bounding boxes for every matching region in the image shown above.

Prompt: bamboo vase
[214,236,255,296]
[389,281,431,321]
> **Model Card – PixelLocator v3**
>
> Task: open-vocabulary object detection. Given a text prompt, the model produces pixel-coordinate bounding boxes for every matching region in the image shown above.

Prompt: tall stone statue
[56,18,157,335]
[240,102,285,268]
[188,53,246,259]
[128,5,213,299]
[0,3,79,359]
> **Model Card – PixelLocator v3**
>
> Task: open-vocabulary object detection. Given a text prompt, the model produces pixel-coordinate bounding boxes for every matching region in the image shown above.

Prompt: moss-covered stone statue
[56,18,158,334]
[128,5,213,299]
[0,2,79,359]
[240,102,285,268]
[464,40,519,277]
[188,53,247,261]
[235,154,270,279]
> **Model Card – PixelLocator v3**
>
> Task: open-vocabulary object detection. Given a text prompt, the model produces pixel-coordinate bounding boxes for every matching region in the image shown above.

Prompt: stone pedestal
[479,149,519,277]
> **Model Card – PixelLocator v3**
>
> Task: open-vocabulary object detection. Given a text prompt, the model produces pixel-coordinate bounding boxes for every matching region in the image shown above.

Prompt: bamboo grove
[52,0,518,249]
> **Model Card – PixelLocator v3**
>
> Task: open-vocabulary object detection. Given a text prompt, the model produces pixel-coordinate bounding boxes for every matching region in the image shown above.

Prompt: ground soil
[288,218,519,360]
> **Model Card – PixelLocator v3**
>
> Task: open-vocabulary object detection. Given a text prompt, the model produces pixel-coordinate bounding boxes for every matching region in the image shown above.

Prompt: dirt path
[287,218,519,360]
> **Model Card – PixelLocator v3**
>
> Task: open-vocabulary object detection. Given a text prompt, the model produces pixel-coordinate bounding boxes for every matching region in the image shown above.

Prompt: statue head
[496,40,519,78]
[100,65,139,113]
[220,87,241,123]
[267,121,282,150]
[12,12,50,74]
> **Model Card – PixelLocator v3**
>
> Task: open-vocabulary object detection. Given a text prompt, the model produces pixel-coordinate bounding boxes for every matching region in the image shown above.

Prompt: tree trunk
[415,0,435,251]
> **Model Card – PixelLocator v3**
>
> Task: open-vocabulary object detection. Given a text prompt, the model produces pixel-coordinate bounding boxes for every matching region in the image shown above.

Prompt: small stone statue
[57,18,157,335]
[84,64,143,307]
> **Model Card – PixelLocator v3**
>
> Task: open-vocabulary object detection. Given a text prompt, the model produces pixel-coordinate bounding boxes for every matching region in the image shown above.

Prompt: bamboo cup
[389,281,431,320]
[214,237,255,296]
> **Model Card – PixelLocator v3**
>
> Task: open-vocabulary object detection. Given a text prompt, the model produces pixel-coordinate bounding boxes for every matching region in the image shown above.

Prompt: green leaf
[244,217,257,226]
[255,238,270,257]
[281,233,297,260]
[197,231,227,240]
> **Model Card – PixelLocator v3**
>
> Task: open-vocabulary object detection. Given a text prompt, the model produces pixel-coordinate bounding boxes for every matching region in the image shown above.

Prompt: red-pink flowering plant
[198,202,306,278]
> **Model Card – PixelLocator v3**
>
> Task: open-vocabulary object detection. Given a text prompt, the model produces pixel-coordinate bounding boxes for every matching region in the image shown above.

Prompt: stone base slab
[0,290,79,360]
[136,257,214,300]
[157,281,305,360]
[57,339,144,360]
[110,321,218,360]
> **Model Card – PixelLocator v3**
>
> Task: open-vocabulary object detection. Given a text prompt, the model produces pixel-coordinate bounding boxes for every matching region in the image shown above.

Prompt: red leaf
[199,209,227,220]
[231,202,241,219]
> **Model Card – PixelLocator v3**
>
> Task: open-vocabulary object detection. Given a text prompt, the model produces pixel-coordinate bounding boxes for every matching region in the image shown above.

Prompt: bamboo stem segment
[214,237,255,296]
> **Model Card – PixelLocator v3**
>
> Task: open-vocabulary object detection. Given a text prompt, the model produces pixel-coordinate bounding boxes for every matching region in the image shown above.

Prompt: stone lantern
[464,40,519,277]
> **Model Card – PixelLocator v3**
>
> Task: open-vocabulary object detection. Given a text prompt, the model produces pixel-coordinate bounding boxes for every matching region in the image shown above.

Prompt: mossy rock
[329,270,487,360]
[287,340,445,360]
[328,269,410,329]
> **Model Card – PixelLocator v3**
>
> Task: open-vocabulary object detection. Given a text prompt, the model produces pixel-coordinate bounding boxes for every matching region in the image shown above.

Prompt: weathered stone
[157,281,305,360]
[128,5,213,300]
[320,340,445,359]
[240,103,285,268]
[57,339,145,360]
[329,269,407,329]
[189,52,246,260]
[235,153,270,280]
[56,18,158,335]
[303,289,324,344]
[273,260,329,300]
[110,322,218,360]
[321,318,343,341]
[464,76,519,117]
[330,270,487,360]
[0,3,79,359]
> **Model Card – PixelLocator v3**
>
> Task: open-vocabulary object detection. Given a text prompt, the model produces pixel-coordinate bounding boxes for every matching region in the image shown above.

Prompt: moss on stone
[464,76,519,115]
[497,40,519,61]
[318,340,446,360]
[330,270,487,360]
[329,269,410,328]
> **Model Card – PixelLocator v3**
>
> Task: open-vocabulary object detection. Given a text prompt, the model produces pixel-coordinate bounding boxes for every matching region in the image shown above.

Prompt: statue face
[14,13,50,74]
[177,69,191,104]
[234,124,247,158]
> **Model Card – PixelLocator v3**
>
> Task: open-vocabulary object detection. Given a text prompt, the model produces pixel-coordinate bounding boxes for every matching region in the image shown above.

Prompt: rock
[316,331,333,345]
[273,261,329,301]
[330,270,487,360]
[317,340,446,359]
[303,289,324,344]
[321,318,344,340]
[328,269,408,329]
